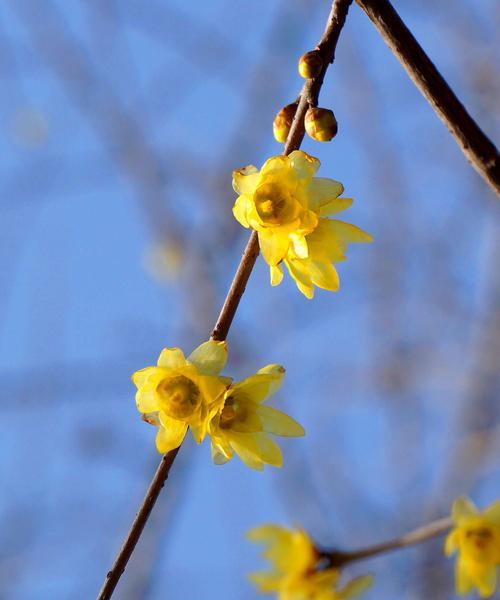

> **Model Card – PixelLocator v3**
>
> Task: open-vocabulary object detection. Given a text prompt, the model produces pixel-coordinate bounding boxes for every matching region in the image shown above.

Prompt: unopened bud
[298,51,323,79]
[305,107,338,142]
[273,103,298,143]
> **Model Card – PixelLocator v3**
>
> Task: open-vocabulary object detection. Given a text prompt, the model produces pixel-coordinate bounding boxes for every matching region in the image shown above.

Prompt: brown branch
[355,0,500,196]
[96,1,354,598]
[321,516,453,567]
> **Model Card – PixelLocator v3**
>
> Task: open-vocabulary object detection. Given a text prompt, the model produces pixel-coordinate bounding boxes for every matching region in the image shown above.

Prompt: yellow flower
[248,525,373,599]
[445,496,500,598]
[208,365,304,470]
[132,341,230,453]
[232,151,372,299]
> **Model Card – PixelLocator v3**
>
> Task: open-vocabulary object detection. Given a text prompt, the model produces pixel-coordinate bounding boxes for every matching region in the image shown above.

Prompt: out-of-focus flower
[298,50,323,79]
[305,107,338,142]
[144,240,184,282]
[445,496,500,598]
[133,341,230,453]
[248,524,373,599]
[232,151,371,298]
[209,365,304,470]
[273,103,299,143]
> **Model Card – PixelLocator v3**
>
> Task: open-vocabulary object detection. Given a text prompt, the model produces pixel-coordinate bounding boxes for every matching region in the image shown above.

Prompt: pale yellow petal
[258,231,290,266]
[444,530,459,556]
[231,366,285,403]
[256,405,305,437]
[327,220,373,247]
[155,419,187,453]
[307,176,344,207]
[226,431,264,470]
[284,258,314,299]
[198,375,228,407]
[157,347,186,369]
[232,165,259,194]
[456,558,474,595]
[291,233,309,259]
[248,572,283,592]
[232,195,252,228]
[187,340,227,375]
[260,155,289,176]
[254,433,283,467]
[452,496,478,523]
[309,260,340,292]
[484,500,500,524]
[270,264,284,286]
[131,366,157,388]
[288,150,320,179]
[135,388,158,414]
[211,439,232,465]
[320,197,353,216]
[477,566,497,598]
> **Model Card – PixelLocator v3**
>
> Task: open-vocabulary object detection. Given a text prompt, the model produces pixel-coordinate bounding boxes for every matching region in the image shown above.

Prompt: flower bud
[305,107,338,142]
[298,51,323,79]
[273,103,298,143]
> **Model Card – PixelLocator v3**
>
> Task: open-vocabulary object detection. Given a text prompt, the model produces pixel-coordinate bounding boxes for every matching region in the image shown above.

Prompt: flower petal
[155,419,187,453]
[231,366,285,403]
[270,264,284,286]
[260,155,289,176]
[232,195,252,228]
[135,388,158,414]
[256,405,305,437]
[338,575,374,599]
[258,231,290,266]
[288,150,320,179]
[320,197,353,216]
[157,347,186,369]
[444,530,458,556]
[187,340,227,375]
[309,261,340,292]
[248,572,282,593]
[226,432,264,470]
[452,496,478,523]
[484,500,500,524]
[477,565,497,598]
[254,433,283,467]
[307,176,344,207]
[327,220,373,249]
[232,165,259,194]
[132,366,157,388]
[284,258,314,299]
[291,233,308,259]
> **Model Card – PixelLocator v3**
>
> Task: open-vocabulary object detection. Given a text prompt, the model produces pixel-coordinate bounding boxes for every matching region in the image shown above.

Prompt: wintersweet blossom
[209,365,304,470]
[248,525,373,600]
[132,341,230,453]
[232,150,372,298]
[445,496,500,598]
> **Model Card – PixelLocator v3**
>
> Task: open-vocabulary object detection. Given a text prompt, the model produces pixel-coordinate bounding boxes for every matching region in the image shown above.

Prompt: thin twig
[96,1,354,598]
[320,516,453,567]
[355,0,500,196]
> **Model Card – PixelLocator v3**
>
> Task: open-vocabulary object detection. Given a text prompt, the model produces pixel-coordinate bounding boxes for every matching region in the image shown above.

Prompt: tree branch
[355,0,500,196]
[320,515,453,567]
[96,1,354,598]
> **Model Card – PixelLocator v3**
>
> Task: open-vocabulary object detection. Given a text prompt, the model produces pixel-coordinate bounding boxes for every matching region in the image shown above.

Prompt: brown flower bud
[273,102,298,143]
[298,51,323,79]
[304,107,338,142]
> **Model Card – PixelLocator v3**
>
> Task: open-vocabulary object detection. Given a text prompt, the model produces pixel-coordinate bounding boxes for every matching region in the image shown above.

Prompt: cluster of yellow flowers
[446,497,500,598]
[133,340,304,470]
[232,150,372,298]
[248,525,373,600]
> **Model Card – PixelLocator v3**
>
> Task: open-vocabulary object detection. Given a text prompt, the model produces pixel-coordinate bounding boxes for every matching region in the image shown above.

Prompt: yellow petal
[226,431,264,470]
[135,388,158,414]
[260,155,289,176]
[256,405,305,437]
[320,197,353,216]
[231,366,285,403]
[309,261,340,292]
[452,496,478,523]
[484,500,500,525]
[198,375,228,407]
[232,165,259,194]
[157,347,186,369]
[288,150,320,179]
[284,258,314,299]
[307,176,344,207]
[327,220,373,248]
[254,433,283,467]
[270,264,284,286]
[232,195,252,228]
[248,572,282,592]
[211,440,232,465]
[258,231,290,266]
[291,233,309,259]
[155,419,187,453]
[477,566,497,598]
[187,340,227,375]
[131,366,157,388]
[456,558,474,595]
[444,530,459,556]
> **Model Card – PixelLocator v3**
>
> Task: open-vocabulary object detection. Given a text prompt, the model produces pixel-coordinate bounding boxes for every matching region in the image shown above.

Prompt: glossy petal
[131,366,157,388]
[260,155,289,176]
[135,388,158,414]
[232,366,285,403]
[232,195,251,228]
[310,260,340,292]
[270,264,284,286]
[259,231,290,266]
[187,340,227,375]
[256,405,305,437]
[157,347,186,369]
[291,233,309,259]
[307,176,344,207]
[327,220,373,249]
[288,150,320,179]
[232,165,259,194]
[320,197,353,216]
[155,419,187,453]
[254,433,283,467]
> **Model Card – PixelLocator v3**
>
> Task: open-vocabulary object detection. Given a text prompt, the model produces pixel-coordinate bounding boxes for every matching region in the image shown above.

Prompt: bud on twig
[305,107,338,142]
[273,102,299,143]
[298,50,323,79]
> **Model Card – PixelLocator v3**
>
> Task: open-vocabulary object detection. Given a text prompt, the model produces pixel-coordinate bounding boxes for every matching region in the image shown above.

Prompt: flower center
[156,375,201,419]
[464,527,496,562]
[219,397,247,429]
[254,182,297,225]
